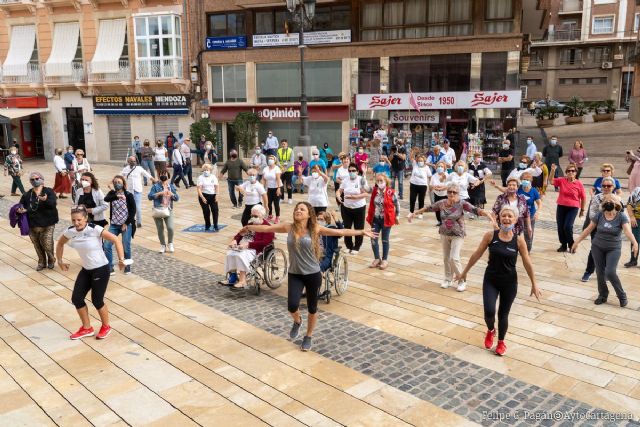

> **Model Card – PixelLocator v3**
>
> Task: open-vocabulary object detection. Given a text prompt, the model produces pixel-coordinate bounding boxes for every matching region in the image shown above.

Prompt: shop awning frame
[45,22,80,77]
[0,108,49,119]
[2,25,36,77]
[94,108,189,115]
[90,19,127,74]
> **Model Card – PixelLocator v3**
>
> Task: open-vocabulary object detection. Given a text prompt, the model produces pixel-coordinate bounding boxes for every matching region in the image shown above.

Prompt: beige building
[0,0,190,162]
[522,0,639,107]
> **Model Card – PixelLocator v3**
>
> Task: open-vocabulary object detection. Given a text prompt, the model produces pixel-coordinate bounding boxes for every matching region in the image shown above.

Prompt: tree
[190,118,215,146]
[232,112,261,157]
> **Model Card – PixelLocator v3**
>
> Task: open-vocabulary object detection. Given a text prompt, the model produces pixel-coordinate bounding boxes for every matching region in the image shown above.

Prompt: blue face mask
[456,166,464,174]
[500,224,515,232]
[521,180,531,188]
[550,139,557,146]
[518,162,527,170]
[436,167,444,174]
[114,183,123,191]
[349,172,357,179]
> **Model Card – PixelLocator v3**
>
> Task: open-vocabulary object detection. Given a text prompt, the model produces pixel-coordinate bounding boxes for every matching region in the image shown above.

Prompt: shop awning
[45,22,80,77]
[0,108,49,119]
[2,25,36,77]
[94,108,189,115]
[90,19,127,74]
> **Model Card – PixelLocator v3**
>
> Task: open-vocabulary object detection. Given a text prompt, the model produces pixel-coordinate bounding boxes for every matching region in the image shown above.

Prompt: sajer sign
[356,91,522,110]
[389,111,439,124]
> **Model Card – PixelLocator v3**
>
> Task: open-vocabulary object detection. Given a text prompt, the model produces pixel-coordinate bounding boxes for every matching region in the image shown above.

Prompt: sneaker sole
[301,346,311,352]
[70,332,94,340]
[96,329,112,339]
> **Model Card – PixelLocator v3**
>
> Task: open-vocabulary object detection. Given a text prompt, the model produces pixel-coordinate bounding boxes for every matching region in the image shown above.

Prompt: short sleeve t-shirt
[63,224,109,270]
[592,177,621,195]
[372,163,391,178]
[518,187,541,217]
[303,175,328,207]
[340,176,367,209]
[499,148,515,170]
[553,177,586,208]
[197,174,218,194]
[240,181,266,205]
[335,166,350,183]
[410,162,433,186]
[262,166,282,188]
[391,147,407,171]
[592,212,629,250]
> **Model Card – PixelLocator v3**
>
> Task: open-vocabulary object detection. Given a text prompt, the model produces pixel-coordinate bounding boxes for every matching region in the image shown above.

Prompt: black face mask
[298,156,303,160]
[160,176,168,182]
[602,202,615,212]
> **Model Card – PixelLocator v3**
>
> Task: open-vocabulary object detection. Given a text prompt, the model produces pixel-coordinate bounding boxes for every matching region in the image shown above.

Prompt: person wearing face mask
[196,164,220,231]
[170,141,189,189]
[490,177,531,239]
[18,172,59,270]
[140,139,156,186]
[4,146,25,196]
[626,146,640,191]
[337,163,370,255]
[103,176,136,275]
[408,150,432,217]
[429,161,449,225]
[366,173,399,270]
[153,139,169,178]
[121,156,155,228]
[506,155,542,183]
[148,172,179,253]
[203,141,218,167]
[180,138,196,187]
[625,186,640,267]
[426,146,446,173]
[497,139,515,187]
[441,140,456,172]
[581,176,616,282]
[262,155,282,222]
[53,148,72,198]
[71,150,91,202]
[456,206,542,356]
[301,165,329,214]
[531,152,549,196]
[237,167,268,226]
[292,152,309,194]
[277,140,295,204]
[467,152,492,209]
[516,172,540,252]
[354,145,369,175]
[446,161,479,202]
[264,131,279,157]
[543,136,563,190]
[220,149,248,209]
[308,149,326,173]
[549,163,586,252]
[132,136,142,164]
[198,134,207,165]
[389,139,407,200]
[76,172,108,228]
[63,145,75,172]
[572,194,638,307]
[319,142,333,165]
[568,140,587,179]
[372,155,391,178]
[525,137,537,160]
[250,145,267,182]
[591,163,622,196]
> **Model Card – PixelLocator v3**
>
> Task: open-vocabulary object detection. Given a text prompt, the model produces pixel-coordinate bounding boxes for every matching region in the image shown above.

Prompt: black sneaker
[620,298,628,308]
[624,259,637,268]
[110,267,115,276]
[124,265,131,275]
[581,272,591,282]
[289,319,302,340]
[594,296,607,305]
[557,245,567,253]
[301,336,312,352]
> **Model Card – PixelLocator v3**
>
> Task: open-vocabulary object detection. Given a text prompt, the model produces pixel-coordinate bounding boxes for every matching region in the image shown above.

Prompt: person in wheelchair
[222,205,274,289]
[318,210,343,273]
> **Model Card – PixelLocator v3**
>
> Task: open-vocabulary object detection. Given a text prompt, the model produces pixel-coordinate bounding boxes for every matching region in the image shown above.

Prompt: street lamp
[287,0,316,147]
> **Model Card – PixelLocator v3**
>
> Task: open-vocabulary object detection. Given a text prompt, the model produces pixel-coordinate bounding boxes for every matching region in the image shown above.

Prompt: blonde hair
[600,163,614,173]
[574,140,583,149]
[375,173,391,186]
[201,164,212,171]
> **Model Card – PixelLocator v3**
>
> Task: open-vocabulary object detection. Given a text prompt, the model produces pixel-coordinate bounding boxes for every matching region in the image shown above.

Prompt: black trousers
[409,183,427,213]
[288,272,322,314]
[556,205,579,248]
[433,194,447,223]
[72,264,110,310]
[199,193,218,229]
[340,205,366,251]
[483,275,518,340]
[267,188,280,217]
[281,171,293,200]
[241,203,262,226]
[583,214,598,274]
[500,167,514,186]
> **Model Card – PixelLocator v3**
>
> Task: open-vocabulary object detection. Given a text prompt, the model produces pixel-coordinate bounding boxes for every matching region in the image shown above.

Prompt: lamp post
[287,0,316,147]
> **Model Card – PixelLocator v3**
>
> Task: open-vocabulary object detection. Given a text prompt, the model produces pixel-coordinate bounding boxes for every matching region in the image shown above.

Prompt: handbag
[627,160,636,175]
[151,206,170,219]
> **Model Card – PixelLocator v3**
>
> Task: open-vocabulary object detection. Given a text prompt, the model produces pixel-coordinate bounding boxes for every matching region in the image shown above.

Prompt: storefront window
[485,0,514,34]
[256,61,342,103]
[258,122,342,153]
[390,54,470,92]
[211,65,247,103]
[358,58,380,94]
[207,12,246,37]
[480,52,507,90]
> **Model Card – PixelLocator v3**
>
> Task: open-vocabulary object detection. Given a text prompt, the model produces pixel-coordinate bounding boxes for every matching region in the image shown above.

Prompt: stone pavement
[1,160,640,426]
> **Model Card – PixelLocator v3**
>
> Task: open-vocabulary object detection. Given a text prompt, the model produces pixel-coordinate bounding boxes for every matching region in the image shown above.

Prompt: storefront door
[20,120,35,158]
[66,108,85,153]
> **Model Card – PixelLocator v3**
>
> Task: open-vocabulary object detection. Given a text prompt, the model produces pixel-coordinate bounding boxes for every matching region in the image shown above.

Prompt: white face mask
[206,144,212,150]
[457,166,465,174]
[203,171,210,177]
[418,161,425,167]
[268,159,275,166]
[248,217,262,224]
[255,149,261,154]
[312,172,319,179]
[377,181,386,189]
[502,144,509,150]
[81,180,91,188]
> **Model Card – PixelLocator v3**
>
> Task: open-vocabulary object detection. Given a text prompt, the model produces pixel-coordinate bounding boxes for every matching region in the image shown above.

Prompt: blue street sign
[205,36,247,50]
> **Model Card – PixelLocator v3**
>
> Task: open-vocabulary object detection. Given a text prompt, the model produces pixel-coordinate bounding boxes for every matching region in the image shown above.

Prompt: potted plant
[564,96,587,125]
[591,99,616,122]
[536,105,559,128]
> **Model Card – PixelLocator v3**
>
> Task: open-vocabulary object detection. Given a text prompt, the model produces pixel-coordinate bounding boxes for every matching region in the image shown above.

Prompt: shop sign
[205,36,247,50]
[389,111,439,123]
[253,29,351,47]
[93,95,190,115]
[209,104,349,122]
[356,91,522,110]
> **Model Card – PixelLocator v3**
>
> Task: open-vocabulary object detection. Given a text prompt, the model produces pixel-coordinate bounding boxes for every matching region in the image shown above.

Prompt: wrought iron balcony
[545,29,581,42]
[88,59,131,82]
[43,61,86,84]
[0,62,42,84]
[136,58,183,80]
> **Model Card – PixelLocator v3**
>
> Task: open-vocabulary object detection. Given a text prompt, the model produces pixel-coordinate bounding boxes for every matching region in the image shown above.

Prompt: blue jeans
[141,159,155,185]
[227,179,244,207]
[133,191,142,225]
[370,216,391,261]
[391,170,404,198]
[104,223,132,267]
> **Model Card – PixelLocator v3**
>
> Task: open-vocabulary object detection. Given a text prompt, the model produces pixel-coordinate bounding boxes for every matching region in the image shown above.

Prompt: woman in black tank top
[456,206,542,356]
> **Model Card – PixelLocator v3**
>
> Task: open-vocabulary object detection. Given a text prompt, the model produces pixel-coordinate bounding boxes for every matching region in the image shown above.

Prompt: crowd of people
[3,128,638,357]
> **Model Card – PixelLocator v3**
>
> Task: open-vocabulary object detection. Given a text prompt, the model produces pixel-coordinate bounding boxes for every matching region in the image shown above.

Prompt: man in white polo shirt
[121,156,156,227]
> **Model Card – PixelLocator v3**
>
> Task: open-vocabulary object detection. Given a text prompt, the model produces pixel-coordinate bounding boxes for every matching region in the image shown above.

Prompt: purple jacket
[9,203,30,236]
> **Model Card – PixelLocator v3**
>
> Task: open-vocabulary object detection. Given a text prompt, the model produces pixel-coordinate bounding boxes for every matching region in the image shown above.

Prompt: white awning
[0,108,49,119]
[45,22,80,77]
[91,19,127,74]
[2,25,36,77]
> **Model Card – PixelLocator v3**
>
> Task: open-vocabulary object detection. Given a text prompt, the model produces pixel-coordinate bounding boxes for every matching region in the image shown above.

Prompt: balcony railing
[0,62,42,84]
[43,61,86,84]
[546,29,581,42]
[560,0,583,13]
[136,58,183,80]
[88,59,131,82]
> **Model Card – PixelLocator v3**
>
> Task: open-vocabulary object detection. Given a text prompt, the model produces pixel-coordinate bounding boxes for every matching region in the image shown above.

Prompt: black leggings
[556,205,579,248]
[71,264,110,310]
[433,194,447,222]
[199,193,218,229]
[267,188,280,216]
[409,183,427,213]
[483,275,518,340]
[281,171,293,200]
[340,205,366,251]
[288,272,322,314]
[241,203,262,226]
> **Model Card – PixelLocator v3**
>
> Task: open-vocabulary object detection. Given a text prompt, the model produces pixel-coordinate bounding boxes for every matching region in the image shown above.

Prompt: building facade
[187,0,524,161]
[0,0,190,162]
[522,0,639,107]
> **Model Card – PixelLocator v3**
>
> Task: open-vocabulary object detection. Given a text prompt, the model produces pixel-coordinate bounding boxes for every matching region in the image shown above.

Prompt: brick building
[0,0,190,162]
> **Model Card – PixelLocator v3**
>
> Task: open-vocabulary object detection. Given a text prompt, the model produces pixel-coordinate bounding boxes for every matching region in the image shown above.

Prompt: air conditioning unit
[601,62,613,69]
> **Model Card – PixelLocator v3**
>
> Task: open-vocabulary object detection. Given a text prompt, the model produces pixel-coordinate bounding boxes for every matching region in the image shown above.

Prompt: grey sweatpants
[591,244,626,301]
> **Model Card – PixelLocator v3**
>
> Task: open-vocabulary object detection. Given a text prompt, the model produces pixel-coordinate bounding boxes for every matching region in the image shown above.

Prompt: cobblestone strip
[0,199,635,427]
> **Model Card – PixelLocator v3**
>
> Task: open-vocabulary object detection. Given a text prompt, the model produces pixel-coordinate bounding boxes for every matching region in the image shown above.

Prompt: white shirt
[73,158,91,173]
[53,155,66,172]
[265,135,279,150]
[63,224,109,270]
[442,147,456,166]
[373,129,386,141]
[430,173,449,197]
[340,176,368,209]
[154,147,167,162]
[180,143,191,159]
[447,172,479,200]
[469,162,492,179]
[507,166,542,181]
[121,165,153,193]
[197,173,218,194]
[303,175,328,207]
[526,142,538,160]
[240,180,266,205]
[410,161,432,186]
[251,153,266,169]
[262,165,282,188]
[172,149,184,166]
[335,166,350,183]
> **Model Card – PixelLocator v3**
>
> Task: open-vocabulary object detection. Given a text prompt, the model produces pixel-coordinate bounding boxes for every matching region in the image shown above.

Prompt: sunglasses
[348,170,357,173]
[566,170,576,173]
[601,170,611,173]
[447,190,459,194]
[602,185,614,188]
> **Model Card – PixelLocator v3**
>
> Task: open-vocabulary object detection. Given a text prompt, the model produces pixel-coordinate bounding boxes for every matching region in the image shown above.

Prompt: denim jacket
[148,182,179,208]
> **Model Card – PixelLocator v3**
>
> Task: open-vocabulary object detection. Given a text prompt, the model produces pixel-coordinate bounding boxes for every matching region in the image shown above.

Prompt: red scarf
[366,185,396,227]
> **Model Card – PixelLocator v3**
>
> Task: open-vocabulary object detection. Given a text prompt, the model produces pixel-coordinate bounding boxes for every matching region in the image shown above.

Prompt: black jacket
[19,187,58,228]
[104,190,137,235]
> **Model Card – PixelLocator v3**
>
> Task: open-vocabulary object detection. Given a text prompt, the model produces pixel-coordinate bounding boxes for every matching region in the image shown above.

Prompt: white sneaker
[418,214,423,219]
[167,243,175,253]
[350,250,359,256]
[441,280,451,289]
[456,281,467,292]
[159,245,166,254]
[288,199,293,204]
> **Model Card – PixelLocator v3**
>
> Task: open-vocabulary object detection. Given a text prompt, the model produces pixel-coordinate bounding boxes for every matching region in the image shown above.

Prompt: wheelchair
[228,243,288,295]
[318,246,349,304]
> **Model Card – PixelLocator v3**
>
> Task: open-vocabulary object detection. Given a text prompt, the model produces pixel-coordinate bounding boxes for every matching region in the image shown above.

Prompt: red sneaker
[70,326,94,340]
[495,340,507,356]
[96,325,112,340]
[484,329,496,349]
